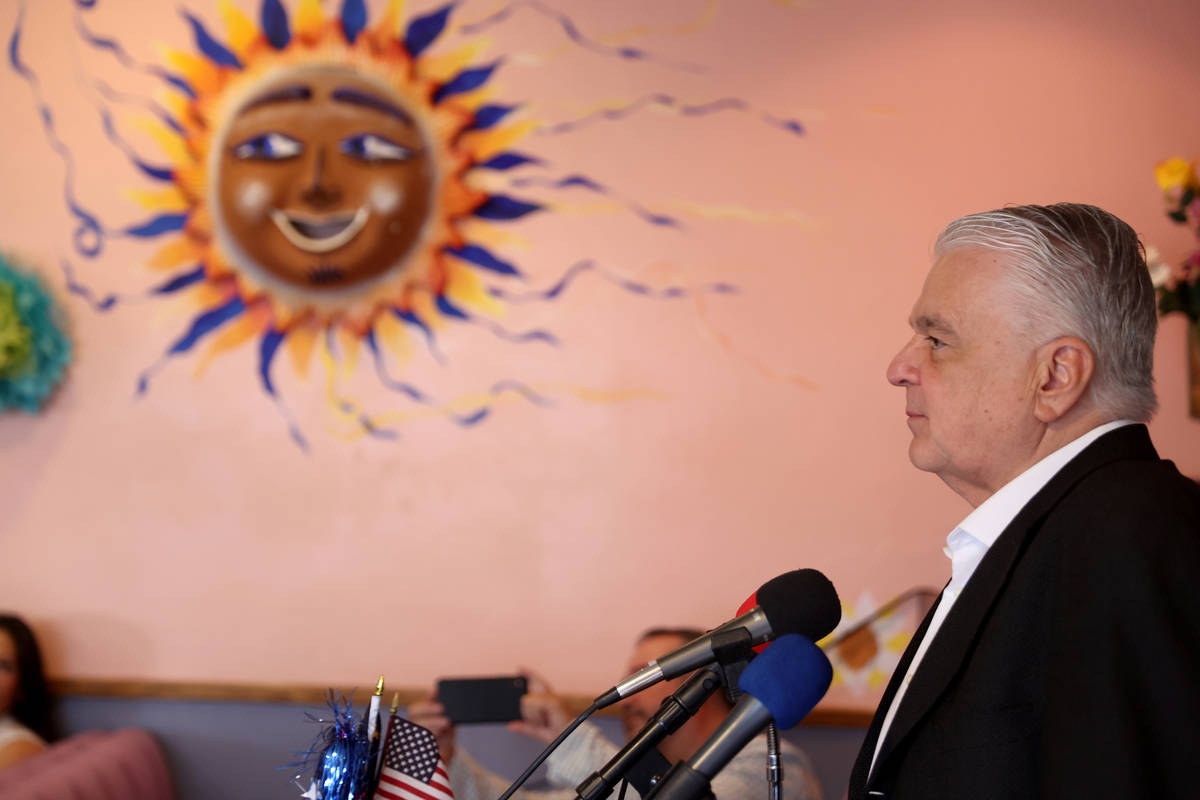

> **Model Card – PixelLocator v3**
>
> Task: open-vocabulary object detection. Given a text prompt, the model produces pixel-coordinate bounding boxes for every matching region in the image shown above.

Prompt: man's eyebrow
[331,88,414,126]
[239,85,313,113]
[912,313,955,334]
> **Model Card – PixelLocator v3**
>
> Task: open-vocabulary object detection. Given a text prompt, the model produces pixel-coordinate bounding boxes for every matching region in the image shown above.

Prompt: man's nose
[887,340,919,387]
[301,147,341,208]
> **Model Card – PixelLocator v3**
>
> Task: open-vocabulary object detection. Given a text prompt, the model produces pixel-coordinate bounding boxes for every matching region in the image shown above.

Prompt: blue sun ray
[72,11,194,98]
[87,77,186,136]
[433,296,467,320]
[434,296,559,346]
[479,152,542,171]
[489,259,593,302]
[538,94,805,138]
[474,195,542,220]
[433,61,501,104]
[470,104,519,130]
[446,244,522,277]
[346,378,560,439]
[362,333,429,404]
[136,296,246,394]
[7,8,34,82]
[319,332,404,440]
[404,3,454,58]
[121,213,188,238]
[60,259,118,311]
[357,378,562,437]
[258,328,286,396]
[488,260,738,304]
[60,261,225,312]
[182,11,242,69]
[340,0,367,44]
[261,0,291,50]
[95,102,175,182]
[358,417,400,440]
[458,0,702,71]
[508,174,681,228]
[259,328,310,451]
[761,112,805,136]
[152,266,207,294]
[392,309,446,364]
[365,332,492,427]
[11,11,106,258]
[489,379,555,407]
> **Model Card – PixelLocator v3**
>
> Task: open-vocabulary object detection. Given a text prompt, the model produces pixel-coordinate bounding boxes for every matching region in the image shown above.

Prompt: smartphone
[436,675,528,724]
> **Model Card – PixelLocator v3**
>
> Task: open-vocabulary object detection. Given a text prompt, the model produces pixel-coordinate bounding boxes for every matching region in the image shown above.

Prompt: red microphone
[735,591,771,654]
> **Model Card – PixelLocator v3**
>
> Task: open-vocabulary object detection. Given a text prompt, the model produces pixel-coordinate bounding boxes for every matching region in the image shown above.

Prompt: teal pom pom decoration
[0,255,72,413]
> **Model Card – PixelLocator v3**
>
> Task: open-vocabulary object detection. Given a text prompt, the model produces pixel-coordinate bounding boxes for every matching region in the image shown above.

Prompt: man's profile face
[885,247,1043,503]
[618,634,691,739]
[214,66,435,289]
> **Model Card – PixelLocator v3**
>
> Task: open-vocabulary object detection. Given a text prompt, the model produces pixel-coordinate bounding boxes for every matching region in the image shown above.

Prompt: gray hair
[935,203,1158,421]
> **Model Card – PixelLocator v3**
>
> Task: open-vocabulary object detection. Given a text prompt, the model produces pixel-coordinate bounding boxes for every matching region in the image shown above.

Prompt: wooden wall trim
[51,678,872,728]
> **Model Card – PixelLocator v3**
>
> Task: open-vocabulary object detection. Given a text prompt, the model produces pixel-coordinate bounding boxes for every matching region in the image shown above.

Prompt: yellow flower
[1154,157,1198,192]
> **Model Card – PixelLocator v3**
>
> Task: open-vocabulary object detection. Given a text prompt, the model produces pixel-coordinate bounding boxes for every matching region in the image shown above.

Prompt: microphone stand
[587,641,754,800]
[576,666,725,800]
[765,723,782,800]
[501,633,758,800]
[717,648,782,800]
[710,643,783,800]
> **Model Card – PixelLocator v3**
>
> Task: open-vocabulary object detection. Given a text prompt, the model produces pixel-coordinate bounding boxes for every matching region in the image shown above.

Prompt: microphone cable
[497,701,601,800]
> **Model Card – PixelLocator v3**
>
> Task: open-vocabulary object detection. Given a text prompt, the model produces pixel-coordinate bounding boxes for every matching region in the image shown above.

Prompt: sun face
[74,0,558,445]
[153,0,516,351]
[213,66,438,291]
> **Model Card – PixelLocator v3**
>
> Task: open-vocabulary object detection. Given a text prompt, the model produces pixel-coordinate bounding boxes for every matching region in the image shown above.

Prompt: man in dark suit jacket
[848,203,1200,799]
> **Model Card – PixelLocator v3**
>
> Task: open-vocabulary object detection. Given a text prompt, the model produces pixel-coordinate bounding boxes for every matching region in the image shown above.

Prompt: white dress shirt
[868,420,1134,778]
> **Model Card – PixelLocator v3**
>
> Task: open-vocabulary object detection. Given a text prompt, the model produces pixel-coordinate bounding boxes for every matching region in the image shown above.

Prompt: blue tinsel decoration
[0,255,71,413]
[287,691,373,800]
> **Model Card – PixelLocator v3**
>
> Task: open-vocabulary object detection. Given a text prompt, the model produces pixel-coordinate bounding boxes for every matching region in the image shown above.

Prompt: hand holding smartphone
[436,675,529,724]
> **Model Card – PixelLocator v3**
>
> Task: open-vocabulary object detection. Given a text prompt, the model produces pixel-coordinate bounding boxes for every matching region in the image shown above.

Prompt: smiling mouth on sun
[269,206,370,253]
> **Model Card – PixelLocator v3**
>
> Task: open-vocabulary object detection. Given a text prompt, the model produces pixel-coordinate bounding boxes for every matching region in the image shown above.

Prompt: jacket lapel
[866,425,1159,787]
[848,589,944,796]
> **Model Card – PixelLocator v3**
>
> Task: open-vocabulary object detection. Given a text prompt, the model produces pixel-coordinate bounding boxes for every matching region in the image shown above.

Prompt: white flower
[1145,245,1172,288]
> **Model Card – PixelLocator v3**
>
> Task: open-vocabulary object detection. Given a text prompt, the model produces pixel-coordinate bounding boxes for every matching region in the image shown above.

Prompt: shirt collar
[956,419,1135,548]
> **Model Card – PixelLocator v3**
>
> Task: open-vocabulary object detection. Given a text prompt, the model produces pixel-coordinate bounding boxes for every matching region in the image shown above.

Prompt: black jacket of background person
[848,424,1200,800]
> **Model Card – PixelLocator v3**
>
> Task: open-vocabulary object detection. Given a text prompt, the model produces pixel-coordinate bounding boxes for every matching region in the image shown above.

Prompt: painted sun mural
[9,0,808,449]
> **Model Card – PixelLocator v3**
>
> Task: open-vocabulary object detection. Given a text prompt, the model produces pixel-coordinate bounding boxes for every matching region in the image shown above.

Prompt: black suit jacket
[848,424,1200,799]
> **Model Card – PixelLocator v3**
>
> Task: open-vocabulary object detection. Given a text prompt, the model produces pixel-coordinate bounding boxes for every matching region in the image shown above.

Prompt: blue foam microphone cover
[737,634,833,729]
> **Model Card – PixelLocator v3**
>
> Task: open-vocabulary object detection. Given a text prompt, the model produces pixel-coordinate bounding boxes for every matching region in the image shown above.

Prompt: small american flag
[372,716,454,800]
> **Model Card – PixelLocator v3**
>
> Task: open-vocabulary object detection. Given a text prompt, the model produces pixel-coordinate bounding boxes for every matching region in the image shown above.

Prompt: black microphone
[592,569,840,710]
[645,635,834,800]
[576,666,725,800]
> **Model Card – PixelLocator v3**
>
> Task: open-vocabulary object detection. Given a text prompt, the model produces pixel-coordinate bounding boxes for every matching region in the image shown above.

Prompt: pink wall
[2,0,1199,700]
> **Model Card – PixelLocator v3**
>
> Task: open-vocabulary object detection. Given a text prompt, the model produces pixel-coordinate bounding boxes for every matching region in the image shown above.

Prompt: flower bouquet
[1150,157,1200,417]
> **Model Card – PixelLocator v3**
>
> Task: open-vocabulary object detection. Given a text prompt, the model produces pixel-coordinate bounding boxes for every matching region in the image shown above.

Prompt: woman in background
[0,614,54,770]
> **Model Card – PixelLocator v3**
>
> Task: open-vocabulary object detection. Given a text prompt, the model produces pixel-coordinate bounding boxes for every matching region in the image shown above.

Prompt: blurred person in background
[0,614,55,770]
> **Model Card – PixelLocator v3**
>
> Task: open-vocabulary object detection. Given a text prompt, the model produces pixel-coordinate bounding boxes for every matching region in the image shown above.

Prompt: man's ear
[1033,336,1094,423]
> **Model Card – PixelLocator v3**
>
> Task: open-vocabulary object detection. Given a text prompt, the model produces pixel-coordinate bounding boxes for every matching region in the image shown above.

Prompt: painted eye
[340,134,412,162]
[232,133,303,160]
